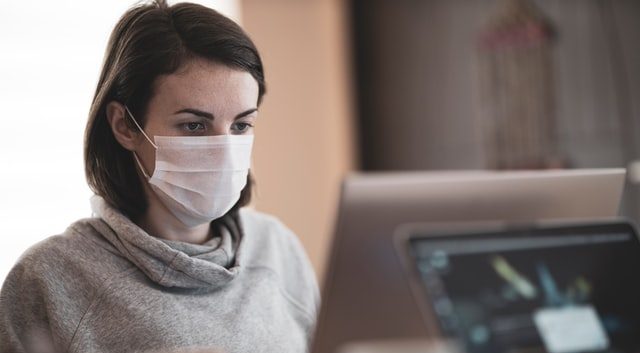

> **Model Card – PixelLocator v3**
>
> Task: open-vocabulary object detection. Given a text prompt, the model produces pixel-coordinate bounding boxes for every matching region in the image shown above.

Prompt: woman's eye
[234,122,253,132]
[184,122,205,132]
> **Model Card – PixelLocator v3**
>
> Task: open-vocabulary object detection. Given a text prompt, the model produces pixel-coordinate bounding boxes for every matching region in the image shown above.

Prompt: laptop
[311,169,626,353]
[394,220,640,353]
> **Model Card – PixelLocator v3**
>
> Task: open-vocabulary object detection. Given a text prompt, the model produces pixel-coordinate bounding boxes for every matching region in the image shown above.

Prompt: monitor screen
[407,222,640,353]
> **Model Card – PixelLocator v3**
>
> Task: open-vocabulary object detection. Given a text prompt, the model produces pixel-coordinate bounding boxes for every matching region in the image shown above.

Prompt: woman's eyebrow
[173,108,257,120]
[235,108,258,120]
[174,108,214,120]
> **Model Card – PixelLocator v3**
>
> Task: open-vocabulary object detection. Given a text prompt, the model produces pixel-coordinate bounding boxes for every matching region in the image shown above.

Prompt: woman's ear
[106,101,139,151]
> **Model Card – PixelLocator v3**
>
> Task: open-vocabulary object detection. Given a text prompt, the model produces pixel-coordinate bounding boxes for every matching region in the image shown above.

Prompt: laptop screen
[406,222,640,353]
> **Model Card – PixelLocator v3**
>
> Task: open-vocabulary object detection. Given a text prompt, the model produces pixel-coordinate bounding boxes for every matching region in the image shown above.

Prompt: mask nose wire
[124,105,156,179]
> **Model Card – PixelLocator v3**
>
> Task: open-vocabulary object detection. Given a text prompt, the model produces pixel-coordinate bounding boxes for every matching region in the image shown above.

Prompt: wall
[353,0,640,171]
[241,0,356,282]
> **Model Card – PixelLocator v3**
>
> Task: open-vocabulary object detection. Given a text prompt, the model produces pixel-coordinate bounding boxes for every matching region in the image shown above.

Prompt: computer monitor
[312,169,626,353]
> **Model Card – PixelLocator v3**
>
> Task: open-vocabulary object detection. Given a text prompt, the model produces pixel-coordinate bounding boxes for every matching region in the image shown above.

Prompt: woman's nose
[209,124,231,136]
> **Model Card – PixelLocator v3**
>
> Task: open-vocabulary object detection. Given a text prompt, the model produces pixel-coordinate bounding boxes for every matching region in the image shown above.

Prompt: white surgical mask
[125,107,253,227]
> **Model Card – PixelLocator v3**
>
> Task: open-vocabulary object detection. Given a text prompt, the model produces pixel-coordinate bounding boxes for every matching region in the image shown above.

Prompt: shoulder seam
[65,266,138,352]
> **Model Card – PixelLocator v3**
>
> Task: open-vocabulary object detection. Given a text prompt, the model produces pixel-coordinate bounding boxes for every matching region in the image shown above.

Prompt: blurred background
[0,0,638,286]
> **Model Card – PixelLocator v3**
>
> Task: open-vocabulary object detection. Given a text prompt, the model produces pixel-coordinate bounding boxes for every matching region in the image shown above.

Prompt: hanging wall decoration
[477,0,561,169]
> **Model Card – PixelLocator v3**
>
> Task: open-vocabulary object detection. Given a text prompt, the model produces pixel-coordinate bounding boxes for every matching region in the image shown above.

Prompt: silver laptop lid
[313,168,626,353]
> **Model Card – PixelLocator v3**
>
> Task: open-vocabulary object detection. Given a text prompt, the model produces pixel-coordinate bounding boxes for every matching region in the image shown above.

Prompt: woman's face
[133,57,259,176]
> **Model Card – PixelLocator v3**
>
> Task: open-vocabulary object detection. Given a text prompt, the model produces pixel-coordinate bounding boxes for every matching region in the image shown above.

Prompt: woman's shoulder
[11,225,85,276]
[0,218,123,351]
[0,223,92,312]
[239,208,290,232]
[238,208,308,259]
[5,218,127,288]
[238,208,320,319]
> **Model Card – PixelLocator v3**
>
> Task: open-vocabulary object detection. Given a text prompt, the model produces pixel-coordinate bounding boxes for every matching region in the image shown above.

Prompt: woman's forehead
[150,59,259,114]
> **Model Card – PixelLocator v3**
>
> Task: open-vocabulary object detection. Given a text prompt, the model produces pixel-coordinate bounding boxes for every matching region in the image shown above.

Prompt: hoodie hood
[89,195,242,289]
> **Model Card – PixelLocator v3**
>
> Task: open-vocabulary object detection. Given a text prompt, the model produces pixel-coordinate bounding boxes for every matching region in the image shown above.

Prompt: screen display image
[408,224,640,353]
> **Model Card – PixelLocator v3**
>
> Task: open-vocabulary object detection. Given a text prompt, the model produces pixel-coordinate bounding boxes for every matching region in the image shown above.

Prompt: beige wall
[241,0,356,282]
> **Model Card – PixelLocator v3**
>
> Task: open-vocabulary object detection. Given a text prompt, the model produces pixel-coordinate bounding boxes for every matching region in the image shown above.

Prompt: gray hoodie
[0,196,319,353]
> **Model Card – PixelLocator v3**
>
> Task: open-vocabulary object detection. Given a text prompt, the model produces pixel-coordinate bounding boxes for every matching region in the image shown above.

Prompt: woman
[0,1,319,353]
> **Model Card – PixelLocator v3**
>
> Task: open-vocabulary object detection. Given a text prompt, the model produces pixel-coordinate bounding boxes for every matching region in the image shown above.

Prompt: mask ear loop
[124,106,156,179]
[132,152,151,179]
[125,106,158,148]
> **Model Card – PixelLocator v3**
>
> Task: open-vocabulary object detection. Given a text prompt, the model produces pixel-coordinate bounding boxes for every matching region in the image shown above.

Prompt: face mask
[125,107,253,227]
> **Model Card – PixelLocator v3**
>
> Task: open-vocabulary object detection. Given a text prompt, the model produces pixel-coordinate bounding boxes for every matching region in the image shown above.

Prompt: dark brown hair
[85,0,265,220]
